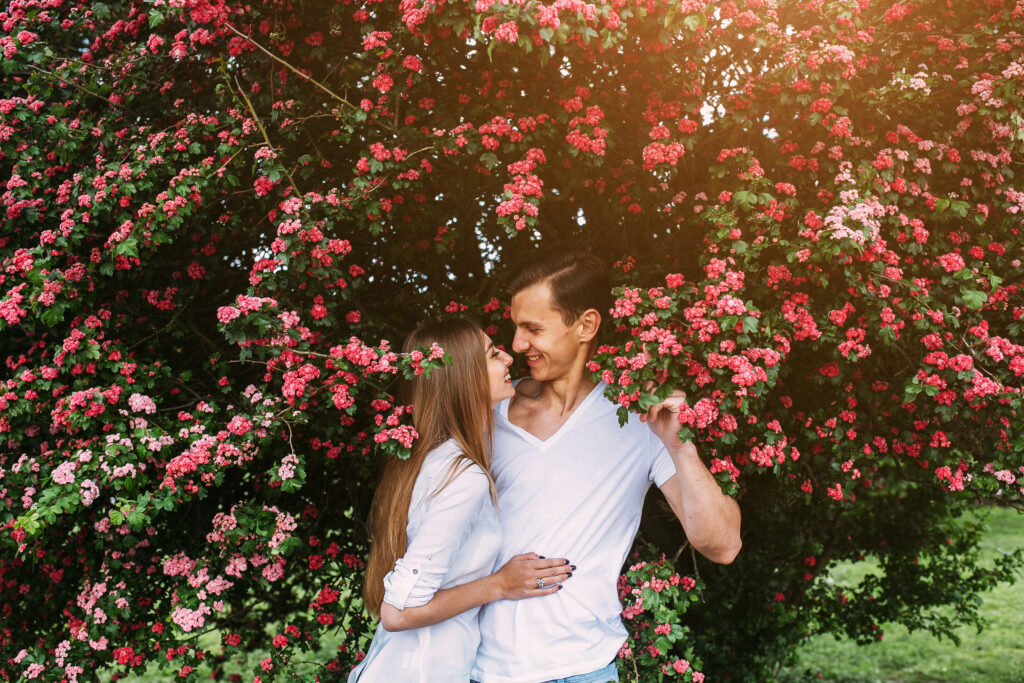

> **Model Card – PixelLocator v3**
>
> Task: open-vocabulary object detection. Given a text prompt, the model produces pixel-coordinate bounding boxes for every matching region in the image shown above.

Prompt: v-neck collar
[499,380,606,451]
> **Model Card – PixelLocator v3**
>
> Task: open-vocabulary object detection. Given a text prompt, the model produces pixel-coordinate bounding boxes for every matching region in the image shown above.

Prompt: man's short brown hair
[507,251,612,328]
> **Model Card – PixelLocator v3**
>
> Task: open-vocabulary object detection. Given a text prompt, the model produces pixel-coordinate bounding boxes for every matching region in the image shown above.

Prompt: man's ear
[578,308,601,344]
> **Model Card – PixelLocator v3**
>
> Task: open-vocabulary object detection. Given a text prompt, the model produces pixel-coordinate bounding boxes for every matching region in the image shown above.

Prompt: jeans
[472,661,619,683]
[545,662,619,683]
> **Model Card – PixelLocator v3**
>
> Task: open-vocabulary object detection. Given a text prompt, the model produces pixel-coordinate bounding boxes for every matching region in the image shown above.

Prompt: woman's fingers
[507,552,540,561]
[535,562,574,577]
[529,584,563,597]
[533,570,571,587]
[518,575,567,597]
[522,564,573,591]
[521,556,570,569]
[500,554,577,598]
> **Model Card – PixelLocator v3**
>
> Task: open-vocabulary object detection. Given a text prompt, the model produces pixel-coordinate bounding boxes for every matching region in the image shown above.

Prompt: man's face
[510,282,585,382]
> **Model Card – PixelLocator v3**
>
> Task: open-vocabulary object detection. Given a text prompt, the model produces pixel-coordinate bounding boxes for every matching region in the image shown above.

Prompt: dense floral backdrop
[2,0,1023,680]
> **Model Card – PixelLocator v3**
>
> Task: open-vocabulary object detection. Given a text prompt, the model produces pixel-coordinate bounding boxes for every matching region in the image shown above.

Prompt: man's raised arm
[641,390,742,564]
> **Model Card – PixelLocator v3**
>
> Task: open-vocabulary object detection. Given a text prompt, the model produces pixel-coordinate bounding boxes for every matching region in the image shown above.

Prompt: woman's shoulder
[424,440,489,491]
[423,438,462,466]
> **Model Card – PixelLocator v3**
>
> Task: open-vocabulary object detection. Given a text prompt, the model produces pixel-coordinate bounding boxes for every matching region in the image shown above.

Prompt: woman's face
[483,333,515,405]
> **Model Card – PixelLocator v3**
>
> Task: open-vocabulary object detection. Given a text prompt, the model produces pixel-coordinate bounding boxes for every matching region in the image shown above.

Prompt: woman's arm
[380,553,573,632]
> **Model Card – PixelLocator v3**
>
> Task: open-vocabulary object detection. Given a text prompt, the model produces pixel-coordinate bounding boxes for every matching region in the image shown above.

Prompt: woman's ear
[578,308,601,344]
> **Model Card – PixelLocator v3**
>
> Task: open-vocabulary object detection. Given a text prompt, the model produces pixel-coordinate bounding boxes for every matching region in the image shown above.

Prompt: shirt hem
[472,647,622,683]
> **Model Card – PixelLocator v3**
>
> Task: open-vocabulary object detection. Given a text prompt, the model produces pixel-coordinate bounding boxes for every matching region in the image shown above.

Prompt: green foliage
[779,507,1024,682]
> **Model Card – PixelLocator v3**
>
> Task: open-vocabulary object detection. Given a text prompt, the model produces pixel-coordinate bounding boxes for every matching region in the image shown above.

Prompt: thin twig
[671,539,691,565]
[55,55,164,88]
[155,402,204,414]
[186,316,223,354]
[405,145,436,161]
[230,73,304,200]
[174,379,206,402]
[283,415,296,456]
[223,23,389,128]
[127,305,186,352]
[958,334,1005,383]
[27,64,128,110]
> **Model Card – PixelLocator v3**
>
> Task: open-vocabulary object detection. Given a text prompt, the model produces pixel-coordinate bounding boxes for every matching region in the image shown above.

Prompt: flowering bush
[617,546,705,682]
[2,0,1024,680]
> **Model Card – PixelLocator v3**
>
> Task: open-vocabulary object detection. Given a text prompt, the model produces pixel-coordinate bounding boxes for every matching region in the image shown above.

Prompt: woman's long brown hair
[362,319,496,616]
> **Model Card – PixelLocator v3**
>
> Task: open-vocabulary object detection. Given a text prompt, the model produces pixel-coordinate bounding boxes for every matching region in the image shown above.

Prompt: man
[472,252,741,683]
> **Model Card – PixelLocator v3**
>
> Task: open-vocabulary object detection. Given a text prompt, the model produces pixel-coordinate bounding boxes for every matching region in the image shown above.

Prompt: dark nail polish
[564,559,570,565]
[538,556,546,559]
[557,585,563,590]
[570,565,577,570]
[567,572,573,578]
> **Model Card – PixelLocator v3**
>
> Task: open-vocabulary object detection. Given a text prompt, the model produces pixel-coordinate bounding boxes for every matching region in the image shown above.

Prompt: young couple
[349,252,742,683]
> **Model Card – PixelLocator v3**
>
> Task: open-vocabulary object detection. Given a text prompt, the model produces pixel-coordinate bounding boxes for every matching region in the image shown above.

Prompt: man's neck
[507,361,599,440]
[534,365,597,417]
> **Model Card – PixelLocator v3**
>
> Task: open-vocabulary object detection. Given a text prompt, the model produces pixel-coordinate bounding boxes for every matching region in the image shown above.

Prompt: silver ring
[536,578,546,588]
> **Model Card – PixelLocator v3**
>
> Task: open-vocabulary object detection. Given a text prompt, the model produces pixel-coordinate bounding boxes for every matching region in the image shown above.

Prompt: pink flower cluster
[128,393,157,414]
[216,294,279,324]
[497,148,546,232]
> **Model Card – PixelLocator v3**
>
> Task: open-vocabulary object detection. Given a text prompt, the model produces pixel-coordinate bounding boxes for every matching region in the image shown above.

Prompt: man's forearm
[667,440,742,564]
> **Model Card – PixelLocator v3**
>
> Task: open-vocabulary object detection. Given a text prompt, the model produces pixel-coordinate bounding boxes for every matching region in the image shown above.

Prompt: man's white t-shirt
[472,381,677,683]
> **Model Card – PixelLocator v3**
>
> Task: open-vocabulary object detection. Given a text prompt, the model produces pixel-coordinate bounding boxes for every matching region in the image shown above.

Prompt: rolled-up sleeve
[382,463,490,610]
[649,430,678,487]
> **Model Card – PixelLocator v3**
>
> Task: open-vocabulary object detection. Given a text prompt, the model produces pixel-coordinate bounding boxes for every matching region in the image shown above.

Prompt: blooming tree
[2,0,1024,680]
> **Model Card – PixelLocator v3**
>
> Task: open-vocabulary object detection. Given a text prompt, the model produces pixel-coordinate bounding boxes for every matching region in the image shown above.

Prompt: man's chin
[528,368,561,384]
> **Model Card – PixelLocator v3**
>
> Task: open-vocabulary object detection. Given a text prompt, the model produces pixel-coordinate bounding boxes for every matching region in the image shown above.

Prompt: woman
[349,319,574,682]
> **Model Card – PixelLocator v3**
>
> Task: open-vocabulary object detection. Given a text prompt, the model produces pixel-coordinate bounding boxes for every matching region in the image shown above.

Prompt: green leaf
[637,392,660,412]
[16,514,41,537]
[479,152,500,169]
[116,236,139,258]
[616,406,629,427]
[127,510,148,528]
[683,14,706,32]
[40,304,67,327]
[961,289,987,310]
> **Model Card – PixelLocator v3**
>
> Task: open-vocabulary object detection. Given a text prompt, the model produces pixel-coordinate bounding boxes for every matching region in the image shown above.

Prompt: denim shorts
[472,661,619,683]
